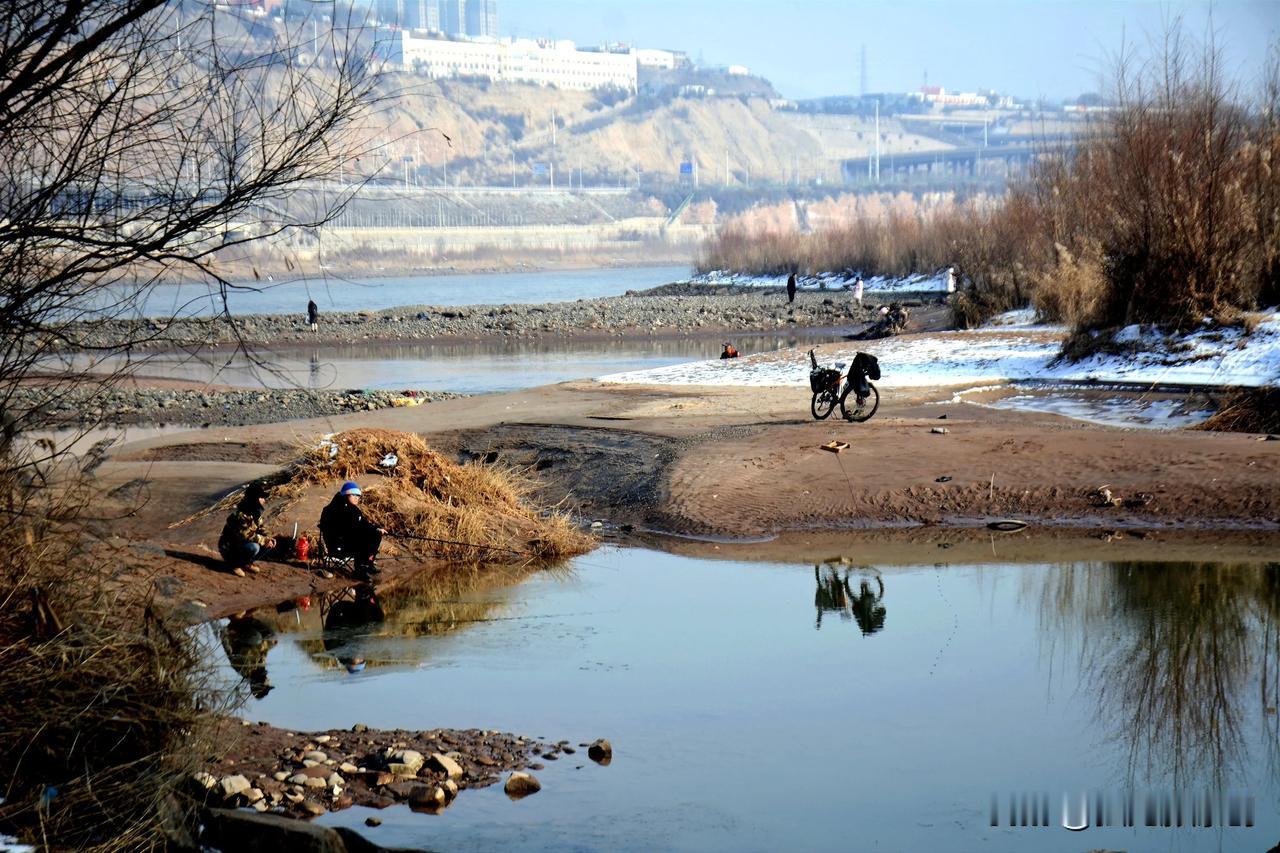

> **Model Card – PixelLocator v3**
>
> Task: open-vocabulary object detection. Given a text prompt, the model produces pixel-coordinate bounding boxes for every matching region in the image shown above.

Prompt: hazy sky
[500,1,1278,100]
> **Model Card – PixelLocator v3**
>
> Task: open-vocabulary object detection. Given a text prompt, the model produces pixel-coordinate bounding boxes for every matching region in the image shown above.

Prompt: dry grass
[0,468,228,850]
[188,428,594,564]
[1194,388,1280,434]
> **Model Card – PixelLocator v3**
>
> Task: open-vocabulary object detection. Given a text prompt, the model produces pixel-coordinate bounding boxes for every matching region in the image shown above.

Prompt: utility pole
[874,99,881,183]
[550,160,554,189]
[511,150,516,188]
[693,158,698,188]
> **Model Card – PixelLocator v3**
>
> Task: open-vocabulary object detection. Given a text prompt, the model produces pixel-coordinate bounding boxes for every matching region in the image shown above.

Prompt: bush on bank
[699,29,1280,340]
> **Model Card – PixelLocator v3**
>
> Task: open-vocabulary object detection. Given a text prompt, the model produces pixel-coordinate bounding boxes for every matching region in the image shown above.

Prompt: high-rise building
[441,0,465,35]
[415,0,440,30]
[464,0,497,38]
[376,0,439,30]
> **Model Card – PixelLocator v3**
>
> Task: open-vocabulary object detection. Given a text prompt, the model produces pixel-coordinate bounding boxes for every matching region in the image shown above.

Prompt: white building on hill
[396,34,637,91]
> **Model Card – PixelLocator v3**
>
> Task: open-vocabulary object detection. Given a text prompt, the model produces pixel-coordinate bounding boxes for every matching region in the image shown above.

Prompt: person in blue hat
[318,481,386,578]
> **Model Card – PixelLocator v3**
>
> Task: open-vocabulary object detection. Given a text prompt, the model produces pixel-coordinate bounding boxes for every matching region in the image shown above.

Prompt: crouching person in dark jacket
[319,481,385,578]
[219,483,275,577]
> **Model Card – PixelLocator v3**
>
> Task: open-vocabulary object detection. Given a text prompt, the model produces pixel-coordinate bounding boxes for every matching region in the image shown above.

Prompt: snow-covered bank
[690,269,952,294]
[600,311,1280,390]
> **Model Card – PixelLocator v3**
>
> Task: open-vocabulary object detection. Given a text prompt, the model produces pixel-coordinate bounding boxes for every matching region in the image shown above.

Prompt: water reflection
[322,584,386,673]
[233,563,547,681]
[55,332,844,394]
[1039,560,1280,791]
[813,563,887,635]
[221,613,278,699]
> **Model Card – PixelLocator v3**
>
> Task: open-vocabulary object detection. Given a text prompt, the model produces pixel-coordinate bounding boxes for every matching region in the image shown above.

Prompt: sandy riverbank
[90,377,1279,622]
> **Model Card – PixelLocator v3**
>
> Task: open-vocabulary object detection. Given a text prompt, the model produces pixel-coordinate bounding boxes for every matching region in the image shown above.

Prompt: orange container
[295,535,310,563]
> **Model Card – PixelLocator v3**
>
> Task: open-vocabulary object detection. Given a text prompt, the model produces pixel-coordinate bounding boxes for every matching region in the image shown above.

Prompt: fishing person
[307,298,319,332]
[218,482,275,577]
[319,481,386,579]
[721,342,740,359]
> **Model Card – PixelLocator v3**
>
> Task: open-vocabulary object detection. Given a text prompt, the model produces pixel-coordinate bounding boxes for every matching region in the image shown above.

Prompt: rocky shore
[63,285,879,351]
[198,722,612,820]
[15,386,463,428]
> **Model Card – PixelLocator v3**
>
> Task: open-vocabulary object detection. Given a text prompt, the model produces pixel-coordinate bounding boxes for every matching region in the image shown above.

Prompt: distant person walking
[854,276,864,309]
[307,299,319,332]
[786,272,797,304]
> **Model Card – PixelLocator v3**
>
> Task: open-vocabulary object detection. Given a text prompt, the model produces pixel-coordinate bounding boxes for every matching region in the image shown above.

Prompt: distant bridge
[842,136,1074,186]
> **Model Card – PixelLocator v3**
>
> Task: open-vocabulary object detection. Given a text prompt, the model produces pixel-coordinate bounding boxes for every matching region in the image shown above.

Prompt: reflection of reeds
[281,562,571,669]
[1038,561,1280,790]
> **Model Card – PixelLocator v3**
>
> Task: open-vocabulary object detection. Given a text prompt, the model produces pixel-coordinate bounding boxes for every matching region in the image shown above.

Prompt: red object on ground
[297,596,311,610]
[295,535,310,563]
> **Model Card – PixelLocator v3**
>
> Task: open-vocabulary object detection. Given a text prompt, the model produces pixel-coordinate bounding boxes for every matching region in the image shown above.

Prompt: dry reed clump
[272,428,593,563]
[0,468,227,851]
[1193,387,1280,434]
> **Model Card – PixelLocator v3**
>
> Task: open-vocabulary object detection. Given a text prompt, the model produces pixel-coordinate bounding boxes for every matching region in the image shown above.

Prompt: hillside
[366,76,953,188]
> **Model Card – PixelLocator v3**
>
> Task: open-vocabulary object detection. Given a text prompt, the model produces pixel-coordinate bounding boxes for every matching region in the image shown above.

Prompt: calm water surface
[121,265,690,318]
[208,547,1280,852]
[74,334,835,394]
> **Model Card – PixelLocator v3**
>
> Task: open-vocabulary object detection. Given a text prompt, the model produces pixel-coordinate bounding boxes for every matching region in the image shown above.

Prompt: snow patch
[599,311,1280,390]
[690,270,951,293]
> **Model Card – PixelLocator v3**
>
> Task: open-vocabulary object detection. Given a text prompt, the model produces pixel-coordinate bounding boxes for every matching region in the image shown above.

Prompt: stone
[325,773,344,788]
[339,762,359,774]
[408,785,447,809]
[303,751,328,763]
[428,752,463,779]
[588,739,613,764]
[299,800,327,817]
[252,800,270,812]
[287,774,309,786]
[192,771,218,791]
[219,775,252,799]
[386,763,417,777]
[351,723,369,733]
[303,777,328,789]
[390,749,424,772]
[314,735,331,744]
[365,817,382,827]
[244,788,264,804]
[504,772,541,799]
[273,771,290,782]
[299,765,331,779]
[202,808,349,853]
[442,779,459,798]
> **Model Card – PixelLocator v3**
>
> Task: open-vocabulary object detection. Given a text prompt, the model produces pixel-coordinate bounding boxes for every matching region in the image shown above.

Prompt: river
[117,265,691,319]
[205,544,1280,852]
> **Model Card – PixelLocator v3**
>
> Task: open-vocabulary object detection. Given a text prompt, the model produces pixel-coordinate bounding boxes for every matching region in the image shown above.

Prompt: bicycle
[808,349,880,422]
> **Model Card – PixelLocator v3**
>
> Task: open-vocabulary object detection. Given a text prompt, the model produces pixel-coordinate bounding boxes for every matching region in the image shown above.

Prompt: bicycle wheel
[811,388,838,420]
[840,382,880,423]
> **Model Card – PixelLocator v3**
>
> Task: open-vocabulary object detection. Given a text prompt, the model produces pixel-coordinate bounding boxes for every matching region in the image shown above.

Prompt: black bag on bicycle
[854,352,881,381]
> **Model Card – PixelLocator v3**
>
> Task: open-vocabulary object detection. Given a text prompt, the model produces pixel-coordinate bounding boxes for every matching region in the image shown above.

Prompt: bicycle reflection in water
[813,563,886,636]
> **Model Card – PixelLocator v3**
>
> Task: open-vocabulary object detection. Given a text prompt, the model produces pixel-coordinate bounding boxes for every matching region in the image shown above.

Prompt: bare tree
[0,0,380,456]
[0,2,381,846]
